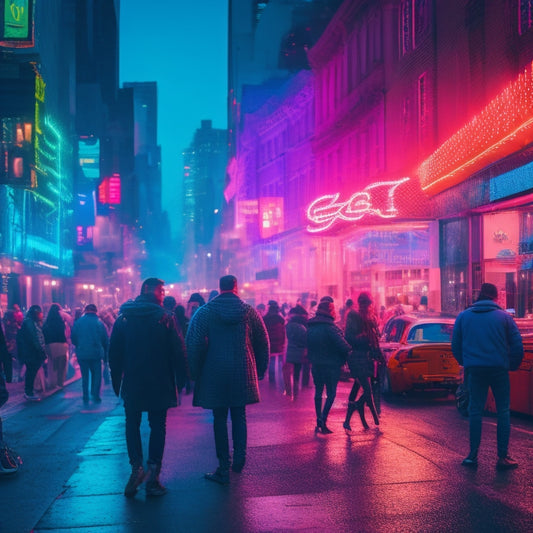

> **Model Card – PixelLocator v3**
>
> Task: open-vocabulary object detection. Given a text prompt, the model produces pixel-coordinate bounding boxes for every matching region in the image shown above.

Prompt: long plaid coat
[186,292,269,409]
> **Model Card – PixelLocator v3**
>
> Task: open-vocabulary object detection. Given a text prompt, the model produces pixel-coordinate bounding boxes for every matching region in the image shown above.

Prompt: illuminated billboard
[98,174,121,205]
[0,0,34,47]
[78,137,100,180]
[259,197,284,239]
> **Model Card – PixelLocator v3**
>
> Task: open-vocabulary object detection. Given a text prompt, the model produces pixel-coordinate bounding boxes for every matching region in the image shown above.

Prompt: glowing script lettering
[306,177,410,232]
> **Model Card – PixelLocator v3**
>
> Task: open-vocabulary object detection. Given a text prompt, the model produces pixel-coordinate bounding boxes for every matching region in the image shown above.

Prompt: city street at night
[3,1,533,532]
[1,377,532,532]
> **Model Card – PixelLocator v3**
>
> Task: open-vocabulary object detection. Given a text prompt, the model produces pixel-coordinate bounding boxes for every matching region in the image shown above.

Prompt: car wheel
[455,383,469,417]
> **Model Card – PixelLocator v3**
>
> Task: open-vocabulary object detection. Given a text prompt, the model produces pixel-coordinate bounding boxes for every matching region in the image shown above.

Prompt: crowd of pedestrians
[0,276,525,491]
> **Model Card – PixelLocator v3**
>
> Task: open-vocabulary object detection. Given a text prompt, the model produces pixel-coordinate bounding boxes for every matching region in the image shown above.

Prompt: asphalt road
[1,377,532,532]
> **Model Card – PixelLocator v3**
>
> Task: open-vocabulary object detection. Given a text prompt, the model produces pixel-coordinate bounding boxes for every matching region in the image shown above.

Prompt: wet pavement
[1,376,533,532]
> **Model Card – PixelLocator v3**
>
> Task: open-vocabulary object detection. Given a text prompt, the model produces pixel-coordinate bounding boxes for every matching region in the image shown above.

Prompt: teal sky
[119,0,228,235]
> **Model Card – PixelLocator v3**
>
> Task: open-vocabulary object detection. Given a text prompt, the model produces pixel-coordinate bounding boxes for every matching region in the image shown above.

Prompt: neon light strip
[419,60,533,195]
[421,117,533,193]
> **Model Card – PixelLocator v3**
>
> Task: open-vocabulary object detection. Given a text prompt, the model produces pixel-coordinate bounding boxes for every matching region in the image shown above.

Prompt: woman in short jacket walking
[283,305,308,399]
[307,301,351,434]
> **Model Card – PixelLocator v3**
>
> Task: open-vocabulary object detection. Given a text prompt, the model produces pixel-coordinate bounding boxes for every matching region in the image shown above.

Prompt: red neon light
[306,178,410,233]
[419,60,533,195]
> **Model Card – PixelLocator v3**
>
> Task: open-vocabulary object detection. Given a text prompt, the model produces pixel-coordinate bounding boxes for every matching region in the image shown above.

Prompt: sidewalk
[24,380,533,532]
[2,365,81,419]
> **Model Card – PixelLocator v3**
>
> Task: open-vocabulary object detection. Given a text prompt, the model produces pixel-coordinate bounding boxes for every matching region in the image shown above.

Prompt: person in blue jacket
[452,283,524,470]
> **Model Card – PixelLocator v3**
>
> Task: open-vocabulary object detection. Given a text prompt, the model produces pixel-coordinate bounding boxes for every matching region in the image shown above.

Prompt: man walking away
[71,304,109,404]
[109,278,188,497]
[186,275,269,485]
[452,283,524,470]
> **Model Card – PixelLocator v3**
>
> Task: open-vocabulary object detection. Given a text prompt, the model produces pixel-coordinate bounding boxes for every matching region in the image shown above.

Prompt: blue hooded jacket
[451,299,523,370]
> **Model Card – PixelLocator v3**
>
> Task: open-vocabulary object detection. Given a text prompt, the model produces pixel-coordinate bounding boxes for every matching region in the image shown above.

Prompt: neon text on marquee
[306,177,410,232]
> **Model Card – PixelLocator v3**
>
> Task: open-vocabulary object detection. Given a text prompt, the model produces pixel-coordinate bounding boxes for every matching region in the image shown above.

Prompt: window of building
[414,0,429,46]
[349,33,358,91]
[418,72,427,142]
[400,0,429,55]
[519,0,533,34]
[370,12,382,64]
[402,96,411,137]
[400,0,413,55]
[359,25,368,76]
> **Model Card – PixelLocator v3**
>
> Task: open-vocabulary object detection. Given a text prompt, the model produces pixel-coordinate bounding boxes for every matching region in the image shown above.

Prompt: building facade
[228,0,533,317]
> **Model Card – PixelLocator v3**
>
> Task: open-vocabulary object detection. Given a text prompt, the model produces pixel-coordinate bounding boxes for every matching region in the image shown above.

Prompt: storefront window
[518,211,533,317]
[440,218,468,313]
[483,211,519,314]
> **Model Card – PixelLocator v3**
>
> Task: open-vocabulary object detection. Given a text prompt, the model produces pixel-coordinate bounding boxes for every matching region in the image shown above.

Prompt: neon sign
[306,178,410,233]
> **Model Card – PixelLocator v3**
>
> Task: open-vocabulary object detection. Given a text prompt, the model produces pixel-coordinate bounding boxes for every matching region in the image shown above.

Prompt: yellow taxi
[380,314,461,394]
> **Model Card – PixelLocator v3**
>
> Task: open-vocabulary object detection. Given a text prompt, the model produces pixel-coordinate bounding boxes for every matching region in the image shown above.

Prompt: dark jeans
[467,366,511,458]
[78,359,102,399]
[312,365,340,422]
[125,408,167,468]
[24,360,42,396]
[212,406,247,470]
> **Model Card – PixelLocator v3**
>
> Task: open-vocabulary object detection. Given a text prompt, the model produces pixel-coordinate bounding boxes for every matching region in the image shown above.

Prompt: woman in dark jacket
[263,301,286,384]
[282,305,308,399]
[42,303,68,388]
[343,292,382,431]
[17,305,46,400]
[307,301,351,434]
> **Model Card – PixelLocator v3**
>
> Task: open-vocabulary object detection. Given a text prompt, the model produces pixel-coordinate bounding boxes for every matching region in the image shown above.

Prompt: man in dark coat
[186,275,269,485]
[109,278,187,497]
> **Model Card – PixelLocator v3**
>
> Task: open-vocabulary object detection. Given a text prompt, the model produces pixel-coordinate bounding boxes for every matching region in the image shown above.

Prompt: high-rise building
[182,120,228,290]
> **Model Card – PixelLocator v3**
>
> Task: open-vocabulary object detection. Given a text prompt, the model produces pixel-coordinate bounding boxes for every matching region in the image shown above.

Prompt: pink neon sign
[306,177,410,232]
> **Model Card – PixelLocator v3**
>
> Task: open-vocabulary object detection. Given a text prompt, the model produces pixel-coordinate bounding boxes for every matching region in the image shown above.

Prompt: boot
[205,466,230,484]
[145,463,167,497]
[321,400,334,434]
[343,401,357,431]
[366,395,380,426]
[314,398,323,433]
[372,378,381,415]
[282,363,293,398]
[356,398,369,430]
[124,465,145,497]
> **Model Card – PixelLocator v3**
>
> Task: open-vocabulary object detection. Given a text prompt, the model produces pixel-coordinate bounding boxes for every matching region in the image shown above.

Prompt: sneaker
[496,455,518,470]
[24,393,41,401]
[205,467,230,485]
[461,454,478,467]
[146,478,167,497]
[124,466,145,497]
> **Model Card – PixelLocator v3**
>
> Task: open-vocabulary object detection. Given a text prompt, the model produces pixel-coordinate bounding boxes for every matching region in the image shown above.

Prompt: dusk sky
[119,0,228,234]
